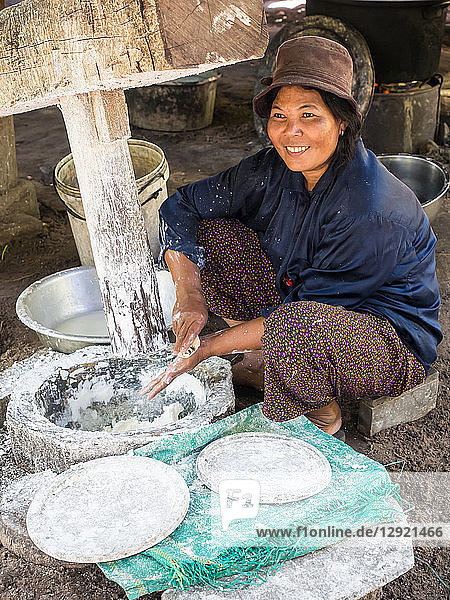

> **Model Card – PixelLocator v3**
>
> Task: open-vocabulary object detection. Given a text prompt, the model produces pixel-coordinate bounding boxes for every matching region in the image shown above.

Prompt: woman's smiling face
[267,85,344,190]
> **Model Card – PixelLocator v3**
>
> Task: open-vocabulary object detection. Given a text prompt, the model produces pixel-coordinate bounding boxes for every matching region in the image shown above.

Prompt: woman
[140,36,442,437]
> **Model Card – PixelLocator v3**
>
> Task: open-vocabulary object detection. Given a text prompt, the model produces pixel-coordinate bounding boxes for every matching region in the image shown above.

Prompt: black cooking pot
[306,0,449,82]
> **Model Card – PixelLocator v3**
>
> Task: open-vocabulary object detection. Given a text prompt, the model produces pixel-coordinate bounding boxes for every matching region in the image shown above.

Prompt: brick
[358,369,439,437]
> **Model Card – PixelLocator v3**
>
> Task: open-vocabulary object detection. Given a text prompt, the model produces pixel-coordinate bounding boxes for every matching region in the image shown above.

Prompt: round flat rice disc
[196,432,331,504]
[26,455,189,563]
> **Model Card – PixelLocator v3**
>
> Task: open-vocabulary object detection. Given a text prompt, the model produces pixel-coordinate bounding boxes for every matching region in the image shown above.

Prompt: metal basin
[126,70,221,132]
[16,267,175,353]
[377,154,449,222]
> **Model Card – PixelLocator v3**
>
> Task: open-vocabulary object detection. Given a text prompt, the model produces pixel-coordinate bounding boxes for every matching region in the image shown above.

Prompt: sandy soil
[0,42,449,600]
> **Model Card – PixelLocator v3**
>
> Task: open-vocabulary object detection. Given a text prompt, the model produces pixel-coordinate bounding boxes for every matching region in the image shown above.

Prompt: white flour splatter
[230,5,251,26]
[210,5,251,33]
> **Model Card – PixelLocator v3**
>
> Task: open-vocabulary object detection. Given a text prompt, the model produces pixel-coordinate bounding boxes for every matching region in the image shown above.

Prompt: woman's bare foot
[305,400,342,435]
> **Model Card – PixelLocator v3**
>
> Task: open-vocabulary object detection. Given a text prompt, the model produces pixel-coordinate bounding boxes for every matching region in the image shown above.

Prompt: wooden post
[0,0,17,194]
[0,116,18,193]
[59,90,168,357]
[0,0,41,246]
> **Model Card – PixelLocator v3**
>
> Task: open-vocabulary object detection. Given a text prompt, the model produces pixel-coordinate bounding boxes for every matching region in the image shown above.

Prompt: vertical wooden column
[0,0,41,246]
[59,90,168,357]
[0,115,18,193]
[0,0,17,194]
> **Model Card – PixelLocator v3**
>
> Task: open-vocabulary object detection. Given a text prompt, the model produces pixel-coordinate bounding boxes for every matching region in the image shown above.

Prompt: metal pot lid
[196,432,332,504]
[254,15,374,147]
[26,455,190,563]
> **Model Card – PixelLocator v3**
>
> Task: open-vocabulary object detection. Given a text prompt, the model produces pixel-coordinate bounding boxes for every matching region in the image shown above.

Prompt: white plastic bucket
[54,139,169,265]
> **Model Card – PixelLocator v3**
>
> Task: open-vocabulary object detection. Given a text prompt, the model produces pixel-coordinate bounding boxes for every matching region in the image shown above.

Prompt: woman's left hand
[139,342,207,401]
[140,317,264,401]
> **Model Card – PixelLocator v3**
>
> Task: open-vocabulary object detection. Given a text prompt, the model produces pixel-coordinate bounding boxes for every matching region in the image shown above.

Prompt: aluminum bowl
[16,266,175,353]
[377,154,449,223]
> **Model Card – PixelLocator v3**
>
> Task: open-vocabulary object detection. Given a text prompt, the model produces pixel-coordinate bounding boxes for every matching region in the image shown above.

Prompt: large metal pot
[363,76,442,155]
[126,70,221,132]
[306,0,449,82]
[16,267,175,353]
[377,154,449,222]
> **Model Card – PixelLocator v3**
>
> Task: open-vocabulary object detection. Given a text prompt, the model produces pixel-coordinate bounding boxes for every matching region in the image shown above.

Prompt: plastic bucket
[54,139,169,265]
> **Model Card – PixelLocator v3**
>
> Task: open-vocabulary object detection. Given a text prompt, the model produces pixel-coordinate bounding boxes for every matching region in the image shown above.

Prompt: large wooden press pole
[59,90,168,355]
[0,0,268,357]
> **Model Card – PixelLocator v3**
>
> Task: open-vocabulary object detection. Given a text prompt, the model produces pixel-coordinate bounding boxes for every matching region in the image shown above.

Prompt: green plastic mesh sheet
[98,404,402,599]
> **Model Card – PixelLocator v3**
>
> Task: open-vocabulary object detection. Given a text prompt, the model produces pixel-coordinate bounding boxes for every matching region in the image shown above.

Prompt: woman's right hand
[172,289,208,356]
[164,249,208,356]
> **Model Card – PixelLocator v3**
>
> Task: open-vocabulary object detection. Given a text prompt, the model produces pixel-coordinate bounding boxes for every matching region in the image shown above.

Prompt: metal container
[377,154,449,222]
[16,267,175,353]
[126,70,221,132]
[306,0,449,83]
[54,139,169,265]
[362,76,442,155]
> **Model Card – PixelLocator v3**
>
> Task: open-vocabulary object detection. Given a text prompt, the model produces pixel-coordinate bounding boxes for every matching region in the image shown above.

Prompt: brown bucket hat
[253,36,360,118]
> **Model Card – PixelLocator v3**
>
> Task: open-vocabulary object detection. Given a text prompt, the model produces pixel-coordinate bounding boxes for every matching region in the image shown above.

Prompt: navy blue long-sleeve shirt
[159,139,442,371]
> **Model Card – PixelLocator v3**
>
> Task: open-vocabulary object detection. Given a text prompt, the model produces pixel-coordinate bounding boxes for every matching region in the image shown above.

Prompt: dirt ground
[0,30,449,600]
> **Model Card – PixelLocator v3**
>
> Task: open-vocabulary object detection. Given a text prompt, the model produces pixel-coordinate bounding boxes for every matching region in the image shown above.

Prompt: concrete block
[161,504,414,600]
[358,369,439,437]
[0,179,39,218]
[0,213,43,245]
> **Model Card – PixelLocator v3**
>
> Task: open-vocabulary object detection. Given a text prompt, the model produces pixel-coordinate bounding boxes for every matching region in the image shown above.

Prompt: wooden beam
[0,0,268,117]
[59,89,168,357]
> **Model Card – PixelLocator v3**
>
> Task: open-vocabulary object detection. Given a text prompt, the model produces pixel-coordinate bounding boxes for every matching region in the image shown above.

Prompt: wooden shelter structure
[0,0,268,356]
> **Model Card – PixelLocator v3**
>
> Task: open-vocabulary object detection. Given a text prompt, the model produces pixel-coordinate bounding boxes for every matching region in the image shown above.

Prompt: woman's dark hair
[318,89,362,168]
[266,86,362,168]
